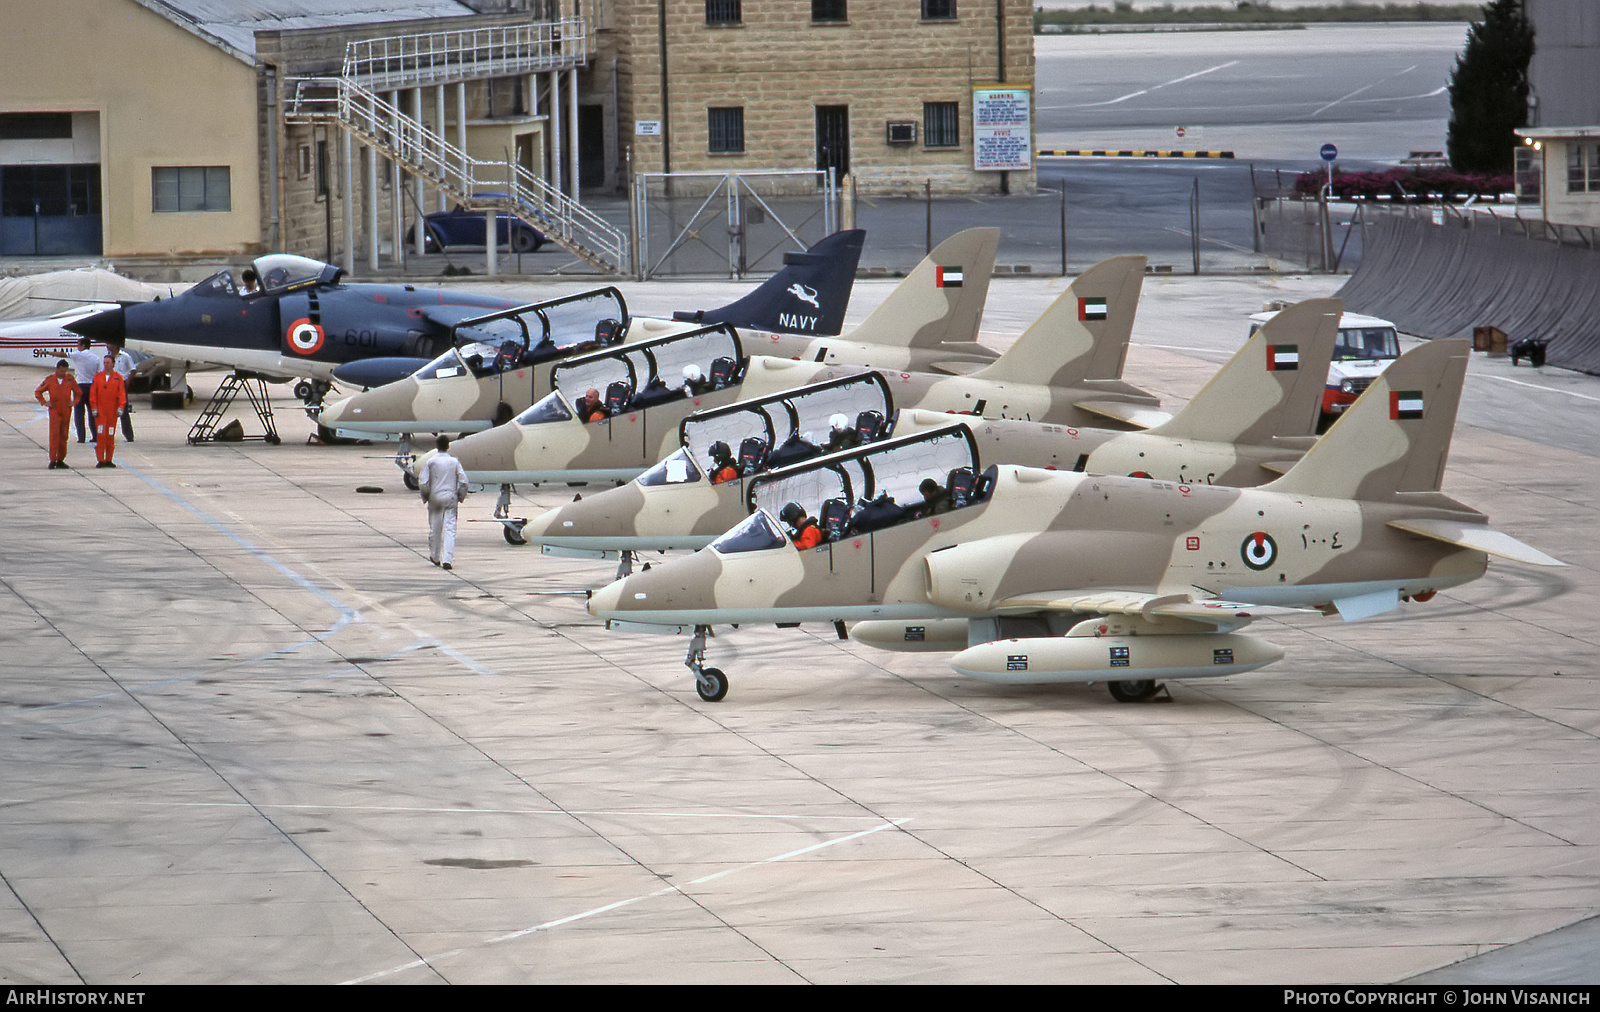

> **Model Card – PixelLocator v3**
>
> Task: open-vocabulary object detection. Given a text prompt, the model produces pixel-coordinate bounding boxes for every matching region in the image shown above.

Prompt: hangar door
[0,164,102,256]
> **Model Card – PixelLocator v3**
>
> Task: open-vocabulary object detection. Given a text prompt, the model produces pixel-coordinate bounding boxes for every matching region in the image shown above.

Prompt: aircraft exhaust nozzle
[64,305,126,343]
[849,618,971,653]
[950,633,1285,685]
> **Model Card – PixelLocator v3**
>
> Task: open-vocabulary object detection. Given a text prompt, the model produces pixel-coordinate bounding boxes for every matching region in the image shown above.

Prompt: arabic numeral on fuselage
[343,329,378,348]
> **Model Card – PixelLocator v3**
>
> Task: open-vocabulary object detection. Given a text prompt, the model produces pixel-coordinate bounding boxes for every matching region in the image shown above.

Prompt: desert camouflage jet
[318,228,1006,445]
[520,298,1342,559]
[586,338,1562,703]
[427,255,1163,518]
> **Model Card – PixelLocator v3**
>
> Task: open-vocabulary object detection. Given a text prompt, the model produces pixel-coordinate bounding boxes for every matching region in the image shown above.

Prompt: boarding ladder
[187,374,281,446]
[283,20,628,274]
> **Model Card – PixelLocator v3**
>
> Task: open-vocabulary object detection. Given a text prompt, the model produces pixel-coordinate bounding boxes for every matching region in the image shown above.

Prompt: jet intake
[922,534,1038,613]
[951,632,1284,685]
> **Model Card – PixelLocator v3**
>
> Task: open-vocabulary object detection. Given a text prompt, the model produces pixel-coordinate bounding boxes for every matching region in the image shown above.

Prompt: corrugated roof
[138,0,478,61]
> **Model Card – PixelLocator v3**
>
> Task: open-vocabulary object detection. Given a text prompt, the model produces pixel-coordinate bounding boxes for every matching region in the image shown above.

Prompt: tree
[1447,0,1535,175]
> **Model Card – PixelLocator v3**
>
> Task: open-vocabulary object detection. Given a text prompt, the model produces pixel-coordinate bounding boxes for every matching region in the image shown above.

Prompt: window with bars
[709,107,745,154]
[921,0,956,20]
[705,0,741,25]
[923,102,960,149]
[1566,142,1600,193]
[812,0,847,21]
[151,166,231,212]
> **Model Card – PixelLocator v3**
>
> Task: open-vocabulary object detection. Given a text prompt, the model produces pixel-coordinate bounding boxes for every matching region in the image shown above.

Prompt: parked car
[408,193,547,253]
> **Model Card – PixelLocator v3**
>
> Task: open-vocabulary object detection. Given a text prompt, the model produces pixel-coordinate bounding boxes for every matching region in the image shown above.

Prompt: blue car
[409,193,547,253]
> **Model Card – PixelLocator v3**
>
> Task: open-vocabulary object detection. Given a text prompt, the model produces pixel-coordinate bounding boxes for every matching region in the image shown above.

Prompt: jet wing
[1387,518,1565,567]
[991,589,1310,630]
[418,304,502,331]
[1073,401,1172,430]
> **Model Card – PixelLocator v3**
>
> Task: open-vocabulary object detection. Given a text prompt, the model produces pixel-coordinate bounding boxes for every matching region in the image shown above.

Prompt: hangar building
[0,0,1032,270]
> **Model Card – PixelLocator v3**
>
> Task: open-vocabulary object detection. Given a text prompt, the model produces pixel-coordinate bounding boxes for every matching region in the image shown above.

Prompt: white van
[1248,309,1400,425]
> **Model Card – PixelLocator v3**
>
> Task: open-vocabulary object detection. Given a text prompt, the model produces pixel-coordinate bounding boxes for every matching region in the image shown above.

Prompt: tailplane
[971,254,1147,388]
[845,227,1000,350]
[1266,338,1470,501]
[1151,298,1340,444]
[679,229,864,337]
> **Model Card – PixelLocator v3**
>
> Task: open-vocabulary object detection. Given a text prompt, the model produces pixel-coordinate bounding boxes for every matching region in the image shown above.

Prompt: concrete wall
[0,0,261,258]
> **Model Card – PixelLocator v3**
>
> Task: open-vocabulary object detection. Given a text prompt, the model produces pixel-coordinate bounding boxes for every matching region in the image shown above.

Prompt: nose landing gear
[685,625,728,702]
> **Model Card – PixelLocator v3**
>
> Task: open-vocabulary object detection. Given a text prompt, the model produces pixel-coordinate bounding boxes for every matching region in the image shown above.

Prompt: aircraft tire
[695,667,729,703]
[293,380,315,402]
[503,525,527,546]
[403,472,420,491]
[493,402,514,426]
[1108,679,1159,703]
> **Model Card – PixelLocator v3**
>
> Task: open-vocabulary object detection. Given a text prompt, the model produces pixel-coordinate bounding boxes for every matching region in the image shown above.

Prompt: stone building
[600,0,1037,195]
[1,0,1031,270]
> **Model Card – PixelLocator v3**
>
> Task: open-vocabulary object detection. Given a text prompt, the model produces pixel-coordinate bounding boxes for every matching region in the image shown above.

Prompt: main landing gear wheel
[696,667,729,702]
[503,524,527,545]
[403,471,419,491]
[1108,679,1161,703]
[685,625,728,702]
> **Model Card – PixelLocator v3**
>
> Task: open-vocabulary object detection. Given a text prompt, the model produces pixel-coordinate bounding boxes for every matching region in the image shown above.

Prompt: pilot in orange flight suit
[34,359,82,469]
[89,355,127,468]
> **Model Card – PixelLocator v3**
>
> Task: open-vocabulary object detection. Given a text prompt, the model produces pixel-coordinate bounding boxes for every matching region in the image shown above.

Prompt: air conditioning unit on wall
[886,121,916,145]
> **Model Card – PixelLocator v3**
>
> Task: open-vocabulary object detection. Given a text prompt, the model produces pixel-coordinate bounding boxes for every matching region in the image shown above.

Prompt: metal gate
[631,169,838,279]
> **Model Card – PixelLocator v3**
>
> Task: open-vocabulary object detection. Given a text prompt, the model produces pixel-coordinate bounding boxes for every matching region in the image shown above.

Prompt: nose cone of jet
[524,484,647,544]
[452,423,523,478]
[65,305,125,343]
[318,394,353,428]
[587,550,724,623]
[318,378,423,431]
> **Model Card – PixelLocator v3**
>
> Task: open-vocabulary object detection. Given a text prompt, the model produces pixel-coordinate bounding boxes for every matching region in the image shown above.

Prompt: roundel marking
[1129,470,1151,479]
[287,318,325,355]
[1240,531,1277,571]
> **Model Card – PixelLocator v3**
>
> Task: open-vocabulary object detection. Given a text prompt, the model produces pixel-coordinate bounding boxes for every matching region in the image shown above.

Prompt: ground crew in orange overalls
[89,355,127,468]
[34,359,82,469]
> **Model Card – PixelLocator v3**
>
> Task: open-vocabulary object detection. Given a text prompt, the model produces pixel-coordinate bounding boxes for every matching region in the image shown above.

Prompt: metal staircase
[284,20,628,274]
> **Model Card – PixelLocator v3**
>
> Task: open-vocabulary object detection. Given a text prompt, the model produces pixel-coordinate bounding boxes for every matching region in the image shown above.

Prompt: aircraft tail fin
[680,229,864,337]
[971,255,1146,387]
[1266,338,1471,502]
[1151,298,1340,444]
[845,227,1000,350]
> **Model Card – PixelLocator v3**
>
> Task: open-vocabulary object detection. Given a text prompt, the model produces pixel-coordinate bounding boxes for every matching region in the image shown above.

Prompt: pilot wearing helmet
[707,441,739,484]
[779,502,822,550]
[825,413,859,453]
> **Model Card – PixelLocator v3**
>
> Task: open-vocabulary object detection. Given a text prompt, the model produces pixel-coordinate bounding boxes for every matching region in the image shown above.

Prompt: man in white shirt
[68,337,101,443]
[419,435,469,570]
[111,343,136,441]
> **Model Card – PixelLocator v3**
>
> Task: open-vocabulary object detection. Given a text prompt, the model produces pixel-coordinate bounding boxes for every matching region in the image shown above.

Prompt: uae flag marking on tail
[1391,390,1425,419]
[1266,344,1299,371]
[1078,297,1108,321]
[935,266,963,288]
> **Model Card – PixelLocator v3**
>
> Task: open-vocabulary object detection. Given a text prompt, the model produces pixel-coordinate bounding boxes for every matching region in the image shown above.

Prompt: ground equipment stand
[187,373,281,445]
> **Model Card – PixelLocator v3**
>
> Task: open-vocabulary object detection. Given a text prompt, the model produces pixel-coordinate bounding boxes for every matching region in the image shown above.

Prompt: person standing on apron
[419,435,469,569]
[89,355,127,468]
[68,337,100,443]
[34,360,82,469]
[111,343,136,441]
